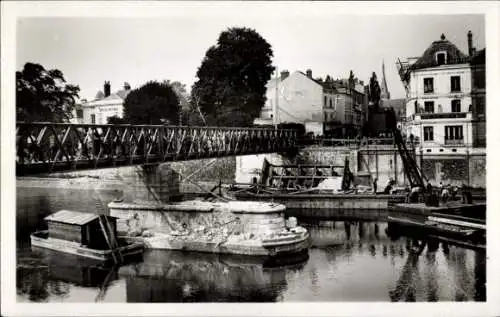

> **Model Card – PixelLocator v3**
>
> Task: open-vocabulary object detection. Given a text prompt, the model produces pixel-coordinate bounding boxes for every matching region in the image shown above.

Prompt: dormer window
[436,52,447,65]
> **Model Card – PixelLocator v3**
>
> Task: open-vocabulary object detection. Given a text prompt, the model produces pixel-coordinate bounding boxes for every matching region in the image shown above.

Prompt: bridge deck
[16,123,298,176]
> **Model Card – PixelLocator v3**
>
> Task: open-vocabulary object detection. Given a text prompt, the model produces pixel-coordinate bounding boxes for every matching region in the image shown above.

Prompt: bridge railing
[16,122,298,175]
[297,137,419,148]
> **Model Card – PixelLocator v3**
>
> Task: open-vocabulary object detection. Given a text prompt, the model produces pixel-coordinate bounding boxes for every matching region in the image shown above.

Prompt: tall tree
[16,62,80,122]
[123,81,180,125]
[368,72,381,109]
[191,27,274,127]
[164,80,190,109]
[163,80,192,125]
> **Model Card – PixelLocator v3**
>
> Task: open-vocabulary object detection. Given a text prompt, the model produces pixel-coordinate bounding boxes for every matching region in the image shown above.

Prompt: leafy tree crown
[191,27,274,127]
[123,81,180,125]
[16,62,80,122]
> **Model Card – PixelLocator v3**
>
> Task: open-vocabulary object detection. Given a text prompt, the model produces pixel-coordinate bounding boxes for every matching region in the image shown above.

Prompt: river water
[16,186,486,302]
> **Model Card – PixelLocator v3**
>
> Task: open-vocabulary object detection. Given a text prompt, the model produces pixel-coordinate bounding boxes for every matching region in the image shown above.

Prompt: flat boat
[387,202,486,250]
[30,210,144,264]
[229,158,406,214]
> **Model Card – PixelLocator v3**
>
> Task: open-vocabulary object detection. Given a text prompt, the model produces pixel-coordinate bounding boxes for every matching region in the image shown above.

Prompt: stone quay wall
[32,143,485,203]
[235,146,486,189]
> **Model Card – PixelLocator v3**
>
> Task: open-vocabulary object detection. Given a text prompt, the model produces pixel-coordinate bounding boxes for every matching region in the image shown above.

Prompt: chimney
[306,69,312,78]
[467,30,474,56]
[123,82,131,91]
[280,70,289,81]
[104,81,111,97]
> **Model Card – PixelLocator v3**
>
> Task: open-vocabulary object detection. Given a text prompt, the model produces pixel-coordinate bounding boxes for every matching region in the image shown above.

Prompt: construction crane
[384,108,427,190]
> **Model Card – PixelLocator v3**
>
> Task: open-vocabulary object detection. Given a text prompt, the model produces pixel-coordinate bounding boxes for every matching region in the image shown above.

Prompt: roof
[266,77,281,89]
[411,35,469,70]
[116,89,131,99]
[44,210,108,225]
[100,90,130,101]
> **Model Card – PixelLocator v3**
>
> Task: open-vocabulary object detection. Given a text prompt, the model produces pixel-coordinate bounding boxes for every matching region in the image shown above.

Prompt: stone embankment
[16,176,123,191]
[16,156,237,195]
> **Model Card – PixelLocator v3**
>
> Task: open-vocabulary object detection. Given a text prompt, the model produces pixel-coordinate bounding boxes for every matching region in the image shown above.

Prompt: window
[451,76,461,92]
[324,96,327,107]
[445,126,464,140]
[324,112,327,120]
[424,126,434,141]
[424,101,435,113]
[424,78,434,93]
[91,114,96,124]
[436,52,447,65]
[329,98,333,108]
[451,99,461,112]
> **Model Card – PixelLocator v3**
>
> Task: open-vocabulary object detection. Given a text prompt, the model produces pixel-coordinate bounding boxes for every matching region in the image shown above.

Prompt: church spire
[380,59,390,100]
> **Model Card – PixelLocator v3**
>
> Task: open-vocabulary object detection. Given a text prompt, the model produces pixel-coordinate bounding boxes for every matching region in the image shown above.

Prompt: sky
[16,8,485,101]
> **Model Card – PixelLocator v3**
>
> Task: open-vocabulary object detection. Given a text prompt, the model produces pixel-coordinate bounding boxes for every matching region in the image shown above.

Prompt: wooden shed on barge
[44,210,118,250]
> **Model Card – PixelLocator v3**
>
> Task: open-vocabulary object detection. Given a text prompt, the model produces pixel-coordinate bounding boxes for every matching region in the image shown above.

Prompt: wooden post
[419,149,423,173]
[466,148,471,186]
[394,148,398,184]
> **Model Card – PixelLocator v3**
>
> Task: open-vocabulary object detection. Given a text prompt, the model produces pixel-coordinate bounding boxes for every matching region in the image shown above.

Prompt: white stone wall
[262,71,323,124]
[234,154,284,184]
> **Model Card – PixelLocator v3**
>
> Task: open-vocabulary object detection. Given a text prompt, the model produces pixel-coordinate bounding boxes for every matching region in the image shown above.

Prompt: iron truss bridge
[16,122,298,176]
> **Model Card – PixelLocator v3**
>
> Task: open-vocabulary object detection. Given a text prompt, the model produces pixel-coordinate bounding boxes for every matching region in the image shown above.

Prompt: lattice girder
[16,123,298,175]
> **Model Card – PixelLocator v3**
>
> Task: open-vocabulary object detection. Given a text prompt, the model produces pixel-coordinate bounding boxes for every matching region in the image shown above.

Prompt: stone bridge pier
[119,164,181,204]
[60,163,182,204]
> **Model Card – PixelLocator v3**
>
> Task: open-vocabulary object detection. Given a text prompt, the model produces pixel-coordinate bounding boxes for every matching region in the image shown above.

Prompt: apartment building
[397,32,485,156]
[256,69,366,136]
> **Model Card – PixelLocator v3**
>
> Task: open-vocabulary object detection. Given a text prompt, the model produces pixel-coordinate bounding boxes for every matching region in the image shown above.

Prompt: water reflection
[16,186,486,302]
[120,250,307,302]
[474,251,486,301]
[17,247,120,302]
[385,224,486,302]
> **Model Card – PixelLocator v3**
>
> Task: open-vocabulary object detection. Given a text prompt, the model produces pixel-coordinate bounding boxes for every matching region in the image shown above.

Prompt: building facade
[81,81,131,124]
[470,47,486,147]
[397,33,485,156]
[323,79,365,137]
[255,69,366,136]
[255,69,333,135]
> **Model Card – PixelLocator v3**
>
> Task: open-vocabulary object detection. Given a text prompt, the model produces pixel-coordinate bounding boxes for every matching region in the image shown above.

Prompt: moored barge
[229,158,406,214]
[30,210,145,264]
[387,202,486,250]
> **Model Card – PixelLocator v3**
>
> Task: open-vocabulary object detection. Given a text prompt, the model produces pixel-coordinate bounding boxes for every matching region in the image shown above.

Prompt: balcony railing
[444,139,464,146]
[417,112,471,120]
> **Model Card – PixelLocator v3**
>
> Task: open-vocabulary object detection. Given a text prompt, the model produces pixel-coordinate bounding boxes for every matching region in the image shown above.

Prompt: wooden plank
[427,216,486,230]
